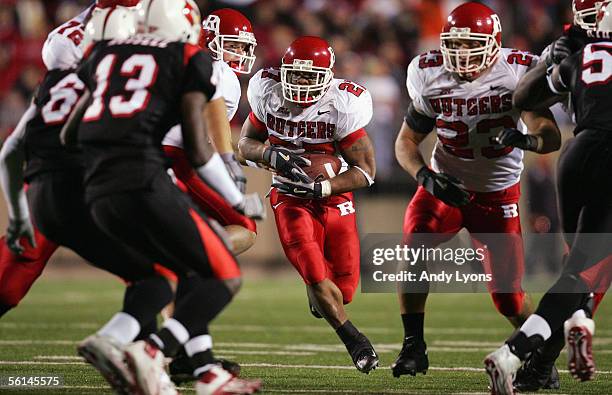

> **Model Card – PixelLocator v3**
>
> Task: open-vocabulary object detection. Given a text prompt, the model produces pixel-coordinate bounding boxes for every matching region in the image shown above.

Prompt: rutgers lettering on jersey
[24,69,85,182]
[406,48,537,192]
[247,68,373,155]
[554,42,612,135]
[77,39,218,201]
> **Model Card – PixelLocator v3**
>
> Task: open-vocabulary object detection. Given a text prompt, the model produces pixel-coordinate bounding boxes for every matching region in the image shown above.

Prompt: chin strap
[353,165,375,186]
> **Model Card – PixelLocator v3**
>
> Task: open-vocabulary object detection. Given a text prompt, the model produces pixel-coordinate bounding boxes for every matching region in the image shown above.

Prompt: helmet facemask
[204,14,257,74]
[574,1,603,31]
[280,60,334,104]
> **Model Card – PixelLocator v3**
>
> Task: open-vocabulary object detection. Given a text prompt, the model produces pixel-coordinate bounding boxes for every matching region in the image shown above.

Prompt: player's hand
[272,176,331,199]
[546,36,572,67]
[417,167,470,207]
[6,217,36,255]
[496,128,539,151]
[221,152,247,193]
[263,147,312,183]
[234,193,266,220]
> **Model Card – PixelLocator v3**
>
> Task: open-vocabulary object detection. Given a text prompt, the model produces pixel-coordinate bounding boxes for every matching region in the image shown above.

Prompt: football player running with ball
[238,36,379,373]
[392,1,562,378]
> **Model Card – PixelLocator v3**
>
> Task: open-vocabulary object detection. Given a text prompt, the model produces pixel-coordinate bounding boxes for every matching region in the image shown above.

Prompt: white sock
[97,312,141,345]
[162,318,190,344]
[185,334,213,357]
[521,314,552,341]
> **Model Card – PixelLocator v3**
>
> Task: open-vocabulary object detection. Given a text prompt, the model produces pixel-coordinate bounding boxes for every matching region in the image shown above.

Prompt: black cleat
[309,303,323,319]
[513,350,560,392]
[170,353,241,385]
[391,336,428,377]
[347,334,379,374]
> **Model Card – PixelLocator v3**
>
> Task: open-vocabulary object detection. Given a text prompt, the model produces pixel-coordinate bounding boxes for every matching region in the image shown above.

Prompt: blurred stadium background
[0,0,578,270]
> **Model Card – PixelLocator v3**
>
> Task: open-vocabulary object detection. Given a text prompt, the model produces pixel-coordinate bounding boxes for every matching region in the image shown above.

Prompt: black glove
[272,176,329,199]
[417,167,470,207]
[263,147,312,183]
[496,127,539,151]
[221,152,247,193]
[545,36,572,67]
[6,217,36,255]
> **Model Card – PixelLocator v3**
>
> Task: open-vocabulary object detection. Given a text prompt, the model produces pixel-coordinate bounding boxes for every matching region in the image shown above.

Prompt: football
[301,152,342,181]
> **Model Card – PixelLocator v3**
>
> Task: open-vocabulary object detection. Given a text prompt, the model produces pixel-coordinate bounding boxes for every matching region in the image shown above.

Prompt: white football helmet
[81,6,138,50]
[596,1,612,32]
[140,0,201,44]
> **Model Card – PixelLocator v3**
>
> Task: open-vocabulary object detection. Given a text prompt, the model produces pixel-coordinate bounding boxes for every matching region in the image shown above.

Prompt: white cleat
[484,344,522,395]
[196,365,261,395]
[124,340,178,395]
[78,334,134,395]
[564,311,596,381]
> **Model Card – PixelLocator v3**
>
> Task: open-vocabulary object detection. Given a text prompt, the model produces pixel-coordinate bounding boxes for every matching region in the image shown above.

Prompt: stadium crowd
[0,0,571,181]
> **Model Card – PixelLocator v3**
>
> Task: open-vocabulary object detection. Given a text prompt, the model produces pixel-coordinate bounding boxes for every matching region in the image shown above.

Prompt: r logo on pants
[501,204,518,219]
[337,201,356,216]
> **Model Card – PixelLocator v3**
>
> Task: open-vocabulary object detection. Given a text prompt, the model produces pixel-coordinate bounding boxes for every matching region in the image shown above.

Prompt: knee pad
[491,292,524,317]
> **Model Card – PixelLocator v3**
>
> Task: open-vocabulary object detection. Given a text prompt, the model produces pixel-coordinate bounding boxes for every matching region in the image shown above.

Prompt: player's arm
[238,113,311,181]
[495,108,561,154]
[513,61,565,111]
[331,133,376,193]
[0,101,37,254]
[396,103,470,207]
[182,94,265,219]
[60,89,91,147]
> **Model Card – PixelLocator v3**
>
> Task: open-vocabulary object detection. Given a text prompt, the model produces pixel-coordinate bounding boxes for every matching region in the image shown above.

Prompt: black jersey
[76,36,217,201]
[555,41,612,135]
[23,69,85,182]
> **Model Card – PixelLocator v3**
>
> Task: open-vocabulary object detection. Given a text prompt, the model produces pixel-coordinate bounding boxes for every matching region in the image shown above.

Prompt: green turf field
[0,273,609,394]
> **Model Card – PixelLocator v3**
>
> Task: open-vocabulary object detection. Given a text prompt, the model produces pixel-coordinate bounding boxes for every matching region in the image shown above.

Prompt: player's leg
[321,193,379,373]
[90,173,260,393]
[465,183,533,327]
[0,230,58,317]
[26,173,173,394]
[393,186,462,377]
[164,145,257,255]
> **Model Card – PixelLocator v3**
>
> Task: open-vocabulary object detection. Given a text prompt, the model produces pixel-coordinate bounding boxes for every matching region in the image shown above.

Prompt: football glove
[545,36,572,67]
[417,167,470,207]
[263,147,312,183]
[6,217,36,255]
[221,152,247,193]
[234,193,266,220]
[272,176,331,199]
[496,127,539,151]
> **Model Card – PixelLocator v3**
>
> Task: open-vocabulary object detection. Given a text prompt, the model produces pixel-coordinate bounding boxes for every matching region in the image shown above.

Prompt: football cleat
[391,337,428,377]
[196,365,261,395]
[170,352,241,385]
[564,312,596,381]
[124,340,178,395]
[78,334,134,395]
[347,333,379,374]
[513,349,560,391]
[484,344,522,395]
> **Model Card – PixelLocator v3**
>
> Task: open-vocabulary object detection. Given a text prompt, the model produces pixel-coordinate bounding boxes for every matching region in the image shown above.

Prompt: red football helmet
[96,0,140,8]
[573,0,603,31]
[440,2,502,78]
[280,36,335,104]
[201,8,257,74]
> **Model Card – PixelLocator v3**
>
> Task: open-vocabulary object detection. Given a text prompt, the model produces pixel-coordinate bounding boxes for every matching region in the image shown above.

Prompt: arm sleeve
[0,102,36,221]
[183,49,218,100]
[406,57,436,118]
[404,101,435,134]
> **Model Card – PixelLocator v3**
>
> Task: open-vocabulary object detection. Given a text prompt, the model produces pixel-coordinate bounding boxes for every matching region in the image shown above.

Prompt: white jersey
[162,60,241,148]
[247,68,372,156]
[407,48,538,192]
[41,7,91,70]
